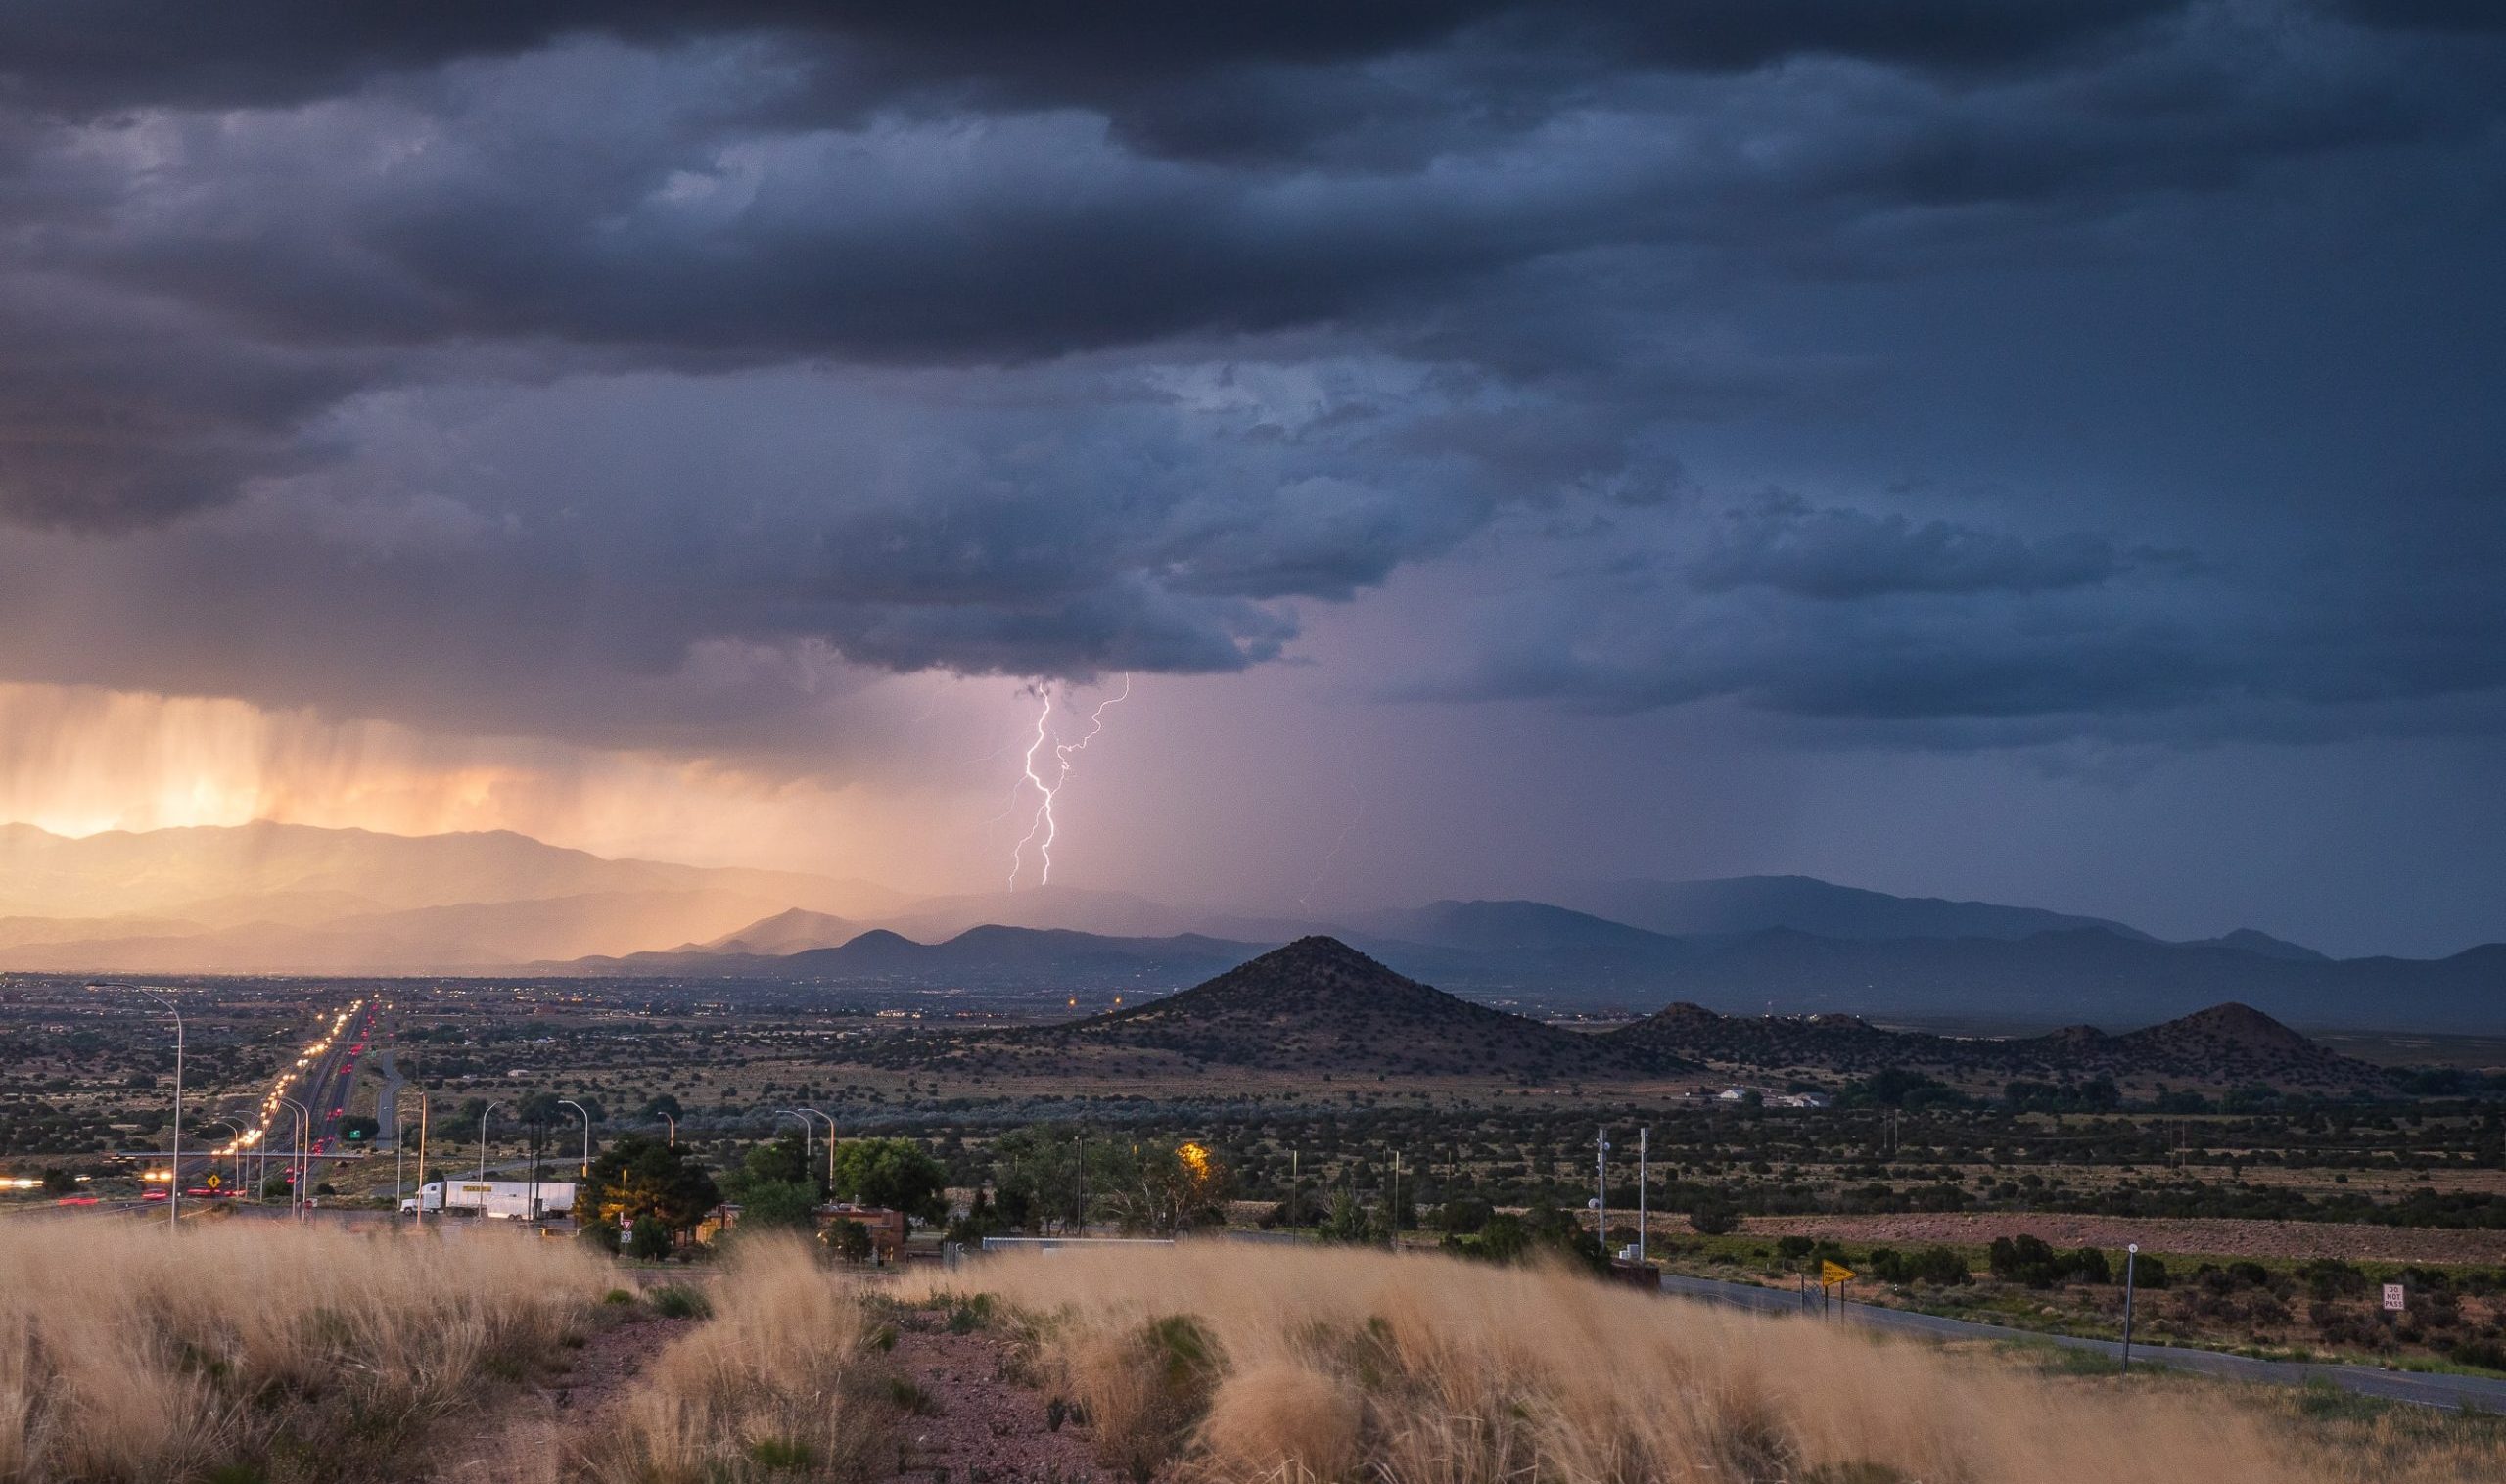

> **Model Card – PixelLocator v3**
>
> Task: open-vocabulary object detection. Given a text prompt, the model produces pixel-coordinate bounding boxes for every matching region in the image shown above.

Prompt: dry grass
[576,1236,890,1484]
[900,1243,2506,1484]
[0,1218,602,1484]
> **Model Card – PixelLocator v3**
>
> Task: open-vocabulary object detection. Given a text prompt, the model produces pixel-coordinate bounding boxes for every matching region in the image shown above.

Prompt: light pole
[776,1109,813,1183]
[278,1097,310,1221]
[478,1100,506,1217]
[793,1107,834,1192]
[659,1111,675,1147]
[90,983,182,1231]
[560,1100,593,1180]
[2120,1242,2140,1375]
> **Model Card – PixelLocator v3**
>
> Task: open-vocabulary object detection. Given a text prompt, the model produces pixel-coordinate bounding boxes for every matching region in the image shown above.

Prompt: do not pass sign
[2383,1283,2407,1312]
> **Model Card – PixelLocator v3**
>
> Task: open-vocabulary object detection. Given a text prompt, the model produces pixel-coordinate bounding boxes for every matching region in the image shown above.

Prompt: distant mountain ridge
[1558,874,2157,943]
[863,936,2390,1092]
[0,823,2493,1032]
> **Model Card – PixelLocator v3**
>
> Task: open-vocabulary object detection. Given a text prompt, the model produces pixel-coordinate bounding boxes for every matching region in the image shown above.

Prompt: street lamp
[793,1107,835,1191]
[560,1099,592,1179]
[776,1109,814,1182]
[277,1096,311,1222]
[478,1100,507,1216]
[89,983,182,1231]
[659,1111,675,1147]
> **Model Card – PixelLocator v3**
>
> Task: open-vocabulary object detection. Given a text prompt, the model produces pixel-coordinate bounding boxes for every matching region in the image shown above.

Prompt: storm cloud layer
[0,0,2501,768]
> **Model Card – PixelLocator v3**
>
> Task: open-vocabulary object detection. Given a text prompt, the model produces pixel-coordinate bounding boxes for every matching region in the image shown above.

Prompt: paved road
[1655,1271,2506,1412]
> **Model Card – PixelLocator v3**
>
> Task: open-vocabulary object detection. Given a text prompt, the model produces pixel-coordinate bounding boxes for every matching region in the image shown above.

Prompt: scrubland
[896,1243,2505,1484]
[9,1224,2503,1484]
[0,1218,600,1483]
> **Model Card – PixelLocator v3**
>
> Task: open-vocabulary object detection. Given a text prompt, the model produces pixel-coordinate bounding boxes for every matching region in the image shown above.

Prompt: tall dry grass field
[575,1238,892,1484]
[0,1218,602,1483]
[901,1243,2503,1484]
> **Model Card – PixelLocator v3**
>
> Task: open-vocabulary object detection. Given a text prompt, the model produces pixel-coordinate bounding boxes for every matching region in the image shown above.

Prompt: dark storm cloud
[0,0,2497,758]
[1691,492,2134,598]
[0,2,2184,119]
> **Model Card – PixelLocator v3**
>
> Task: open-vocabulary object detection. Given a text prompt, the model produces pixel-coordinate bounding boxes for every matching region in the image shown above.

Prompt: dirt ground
[879,1316,1125,1484]
[1740,1212,2506,1264]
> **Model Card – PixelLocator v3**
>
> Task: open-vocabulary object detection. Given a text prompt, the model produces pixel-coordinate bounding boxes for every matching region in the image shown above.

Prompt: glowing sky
[1,3,2502,955]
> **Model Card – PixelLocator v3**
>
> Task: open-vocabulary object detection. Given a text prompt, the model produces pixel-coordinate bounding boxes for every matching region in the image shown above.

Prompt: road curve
[1655,1271,2506,1412]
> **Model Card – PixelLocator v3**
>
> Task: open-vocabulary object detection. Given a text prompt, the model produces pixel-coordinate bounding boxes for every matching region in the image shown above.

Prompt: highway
[1655,1271,2506,1412]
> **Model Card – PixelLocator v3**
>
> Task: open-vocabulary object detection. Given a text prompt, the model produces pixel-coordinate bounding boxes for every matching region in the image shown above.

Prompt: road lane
[1654,1271,2506,1412]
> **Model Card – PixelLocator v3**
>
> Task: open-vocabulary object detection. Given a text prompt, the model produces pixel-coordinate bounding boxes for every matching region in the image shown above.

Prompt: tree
[39,1168,76,1195]
[829,1137,949,1222]
[580,1134,719,1240]
[826,1219,875,1264]
[989,1126,1087,1231]
[735,1179,821,1233]
[639,1093,683,1122]
[731,1133,812,1195]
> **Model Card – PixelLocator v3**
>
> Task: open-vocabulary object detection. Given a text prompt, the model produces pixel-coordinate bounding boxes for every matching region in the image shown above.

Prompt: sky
[0,2,2501,957]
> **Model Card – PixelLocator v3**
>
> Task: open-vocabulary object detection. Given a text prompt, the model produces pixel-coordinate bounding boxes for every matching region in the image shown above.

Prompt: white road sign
[2383,1283,2407,1312]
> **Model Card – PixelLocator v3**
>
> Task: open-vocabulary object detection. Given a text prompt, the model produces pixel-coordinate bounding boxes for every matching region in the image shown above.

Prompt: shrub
[1688,1199,1741,1236]
[1905,1246,1972,1286]
[1990,1235,2063,1288]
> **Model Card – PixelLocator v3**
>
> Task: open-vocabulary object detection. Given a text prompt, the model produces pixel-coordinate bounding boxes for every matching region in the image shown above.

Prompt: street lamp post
[794,1107,834,1192]
[560,1099,592,1180]
[277,1096,310,1222]
[90,983,182,1231]
[776,1109,814,1184]
[659,1111,675,1147]
[478,1101,506,1218]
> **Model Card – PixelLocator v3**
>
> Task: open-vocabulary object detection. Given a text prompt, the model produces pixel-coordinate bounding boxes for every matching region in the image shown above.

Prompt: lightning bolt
[1006,674,1132,889]
[1009,686,1057,889]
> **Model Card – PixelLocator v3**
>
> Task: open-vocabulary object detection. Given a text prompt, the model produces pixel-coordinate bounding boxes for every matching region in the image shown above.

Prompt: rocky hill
[1035,936,1639,1078]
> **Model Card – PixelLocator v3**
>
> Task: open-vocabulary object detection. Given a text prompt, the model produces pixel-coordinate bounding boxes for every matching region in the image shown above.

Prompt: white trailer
[403,1180,576,1219]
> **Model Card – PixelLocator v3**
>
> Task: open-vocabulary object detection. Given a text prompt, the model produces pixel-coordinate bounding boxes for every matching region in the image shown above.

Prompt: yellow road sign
[1821,1260,1855,1286]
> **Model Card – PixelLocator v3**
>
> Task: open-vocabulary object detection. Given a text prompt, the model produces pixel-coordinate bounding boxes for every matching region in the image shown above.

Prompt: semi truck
[401,1180,575,1219]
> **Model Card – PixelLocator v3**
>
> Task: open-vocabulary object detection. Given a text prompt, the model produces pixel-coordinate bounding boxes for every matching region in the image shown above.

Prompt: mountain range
[876,937,2394,1093]
[0,822,2494,1031]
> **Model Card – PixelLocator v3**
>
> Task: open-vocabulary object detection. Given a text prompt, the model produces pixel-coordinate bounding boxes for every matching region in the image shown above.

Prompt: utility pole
[1638,1127,1649,1264]
[1388,1152,1402,1252]
[414,1088,429,1227]
[1596,1127,1610,1257]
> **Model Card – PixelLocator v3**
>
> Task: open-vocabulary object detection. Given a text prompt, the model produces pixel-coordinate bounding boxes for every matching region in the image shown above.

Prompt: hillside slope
[1037,936,1638,1077]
